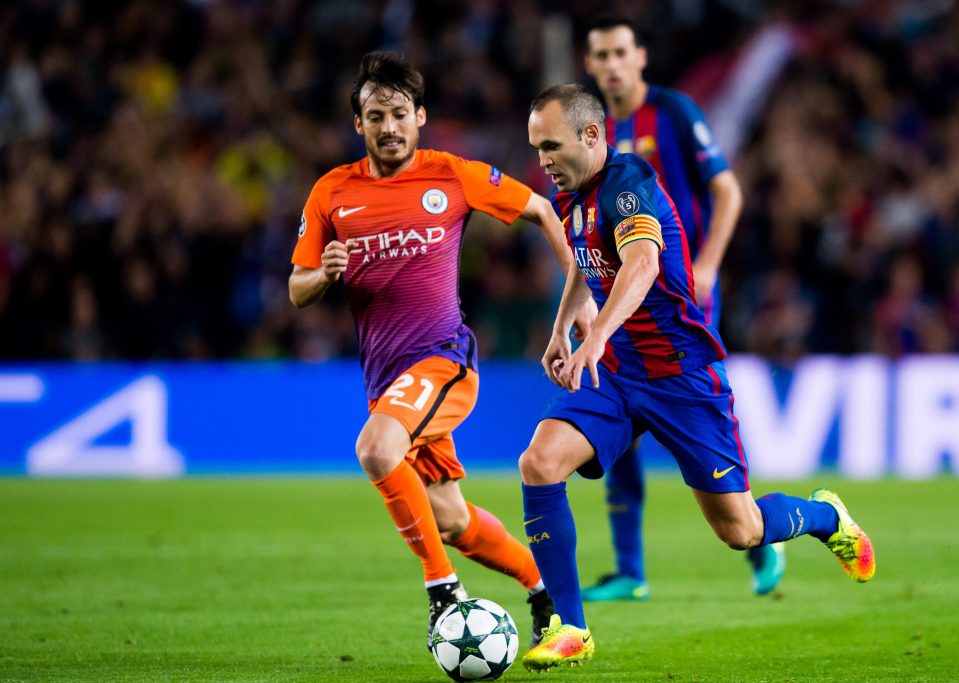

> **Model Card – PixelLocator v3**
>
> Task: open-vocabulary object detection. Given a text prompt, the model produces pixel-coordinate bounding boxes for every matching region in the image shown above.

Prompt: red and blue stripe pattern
[552,148,725,380]
[606,86,729,324]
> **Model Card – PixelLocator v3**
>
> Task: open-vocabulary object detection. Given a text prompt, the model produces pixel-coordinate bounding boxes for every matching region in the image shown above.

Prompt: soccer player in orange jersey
[289,52,585,648]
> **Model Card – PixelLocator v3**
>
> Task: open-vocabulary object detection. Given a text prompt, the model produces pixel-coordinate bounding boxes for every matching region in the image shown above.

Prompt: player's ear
[583,121,601,148]
[416,106,427,127]
[353,115,363,135]
[637,46,648,71]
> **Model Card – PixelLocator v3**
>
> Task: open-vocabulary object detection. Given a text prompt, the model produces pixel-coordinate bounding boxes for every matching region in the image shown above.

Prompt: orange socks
[373,461,454,582]
[373,465,540,591]
[450,502,541,590]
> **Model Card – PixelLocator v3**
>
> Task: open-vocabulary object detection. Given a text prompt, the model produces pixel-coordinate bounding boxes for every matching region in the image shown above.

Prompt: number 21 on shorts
[384,373,434,412]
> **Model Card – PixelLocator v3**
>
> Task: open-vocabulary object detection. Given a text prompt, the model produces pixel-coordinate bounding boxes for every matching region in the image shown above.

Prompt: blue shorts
[541,360,749,493]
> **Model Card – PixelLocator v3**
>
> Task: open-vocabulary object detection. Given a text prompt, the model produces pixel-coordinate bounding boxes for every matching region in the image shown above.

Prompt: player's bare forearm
[289,239,357,307]
[520,194,596,336]
[552,260,592,337]
[288,265,333,308]
[587,239,660,344]
[521,193,572,273]
[694,170,742,274]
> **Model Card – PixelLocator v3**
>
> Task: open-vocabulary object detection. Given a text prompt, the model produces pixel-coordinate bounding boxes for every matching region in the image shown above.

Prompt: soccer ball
[429,598,519,681]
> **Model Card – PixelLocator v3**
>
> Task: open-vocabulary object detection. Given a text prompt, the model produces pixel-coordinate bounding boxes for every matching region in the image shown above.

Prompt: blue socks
[522,482,586,629]
[755,493,839,544]
[605,450,645,581]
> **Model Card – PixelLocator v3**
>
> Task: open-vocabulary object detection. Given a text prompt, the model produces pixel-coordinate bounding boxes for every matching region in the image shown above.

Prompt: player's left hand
[692,262,717,308]
[558,335,604,393]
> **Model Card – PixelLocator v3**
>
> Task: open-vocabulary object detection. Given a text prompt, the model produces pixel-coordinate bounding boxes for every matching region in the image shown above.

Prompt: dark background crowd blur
[1,0,958,363]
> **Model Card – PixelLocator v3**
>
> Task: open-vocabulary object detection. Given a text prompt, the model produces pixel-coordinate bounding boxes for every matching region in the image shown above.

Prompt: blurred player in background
[579,17,785,602]
[288,51,580,649]
[520,85,874,670]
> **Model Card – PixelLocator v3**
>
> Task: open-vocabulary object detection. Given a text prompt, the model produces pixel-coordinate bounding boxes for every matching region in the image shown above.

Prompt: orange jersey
[292,149,531,399]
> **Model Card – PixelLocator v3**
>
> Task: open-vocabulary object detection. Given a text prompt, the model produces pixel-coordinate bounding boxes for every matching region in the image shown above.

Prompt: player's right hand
[542,334,571,387]
[320,239,360,282]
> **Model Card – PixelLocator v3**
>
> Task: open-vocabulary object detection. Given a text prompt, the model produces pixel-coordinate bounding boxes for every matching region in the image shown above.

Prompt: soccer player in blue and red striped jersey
[520,85,874,671]
[578,17,786,602]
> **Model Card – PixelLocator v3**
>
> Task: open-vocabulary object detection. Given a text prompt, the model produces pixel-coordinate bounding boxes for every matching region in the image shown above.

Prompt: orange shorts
[369,356,479,484]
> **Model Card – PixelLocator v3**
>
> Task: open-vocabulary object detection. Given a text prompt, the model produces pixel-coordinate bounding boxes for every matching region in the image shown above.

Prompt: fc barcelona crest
[586,206,596,233]
[636,135,656,159]
[572,205,584,236]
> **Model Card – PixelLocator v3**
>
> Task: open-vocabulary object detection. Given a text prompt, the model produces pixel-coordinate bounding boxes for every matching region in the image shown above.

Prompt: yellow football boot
[811,489,876,582]
[522,614,595,671]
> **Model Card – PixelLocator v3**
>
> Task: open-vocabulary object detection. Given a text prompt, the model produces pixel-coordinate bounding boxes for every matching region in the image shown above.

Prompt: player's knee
[355,439,402,480]
[715,523,762,550]
[518,447,562,485]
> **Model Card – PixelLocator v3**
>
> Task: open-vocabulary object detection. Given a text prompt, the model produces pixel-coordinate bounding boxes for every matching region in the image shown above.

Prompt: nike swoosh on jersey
[338,205,367,217]
[524,516,544,526]
[713,465,736,479]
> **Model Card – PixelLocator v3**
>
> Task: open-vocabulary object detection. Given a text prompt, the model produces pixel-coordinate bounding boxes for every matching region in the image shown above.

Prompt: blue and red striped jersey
[606,85,728,321]
[552,147,726,380]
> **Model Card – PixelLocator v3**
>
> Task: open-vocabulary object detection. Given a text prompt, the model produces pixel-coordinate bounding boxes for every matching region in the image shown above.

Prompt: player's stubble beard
[368,129,419,177]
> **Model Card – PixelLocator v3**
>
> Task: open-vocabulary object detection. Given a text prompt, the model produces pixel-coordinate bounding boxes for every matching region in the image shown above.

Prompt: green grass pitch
[1,476,956,682]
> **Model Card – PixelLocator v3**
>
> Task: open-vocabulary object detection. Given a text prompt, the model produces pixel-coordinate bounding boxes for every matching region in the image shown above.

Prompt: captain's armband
[614,214,664,253]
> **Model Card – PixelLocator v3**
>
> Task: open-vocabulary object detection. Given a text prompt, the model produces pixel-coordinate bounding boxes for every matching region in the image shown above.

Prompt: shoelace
[830,533,860,562]
[539,623,567,642]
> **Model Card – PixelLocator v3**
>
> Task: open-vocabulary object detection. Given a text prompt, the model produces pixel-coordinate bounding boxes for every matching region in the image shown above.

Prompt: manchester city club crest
[616,191,639,216]
[421,188,449,214]
[572,205,584,236]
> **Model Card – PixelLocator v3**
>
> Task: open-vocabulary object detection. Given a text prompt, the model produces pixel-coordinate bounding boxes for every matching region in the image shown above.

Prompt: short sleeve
[668,91,729,186]
[291,178,336,268]
[446,155,532,225]
[600,164,665,255]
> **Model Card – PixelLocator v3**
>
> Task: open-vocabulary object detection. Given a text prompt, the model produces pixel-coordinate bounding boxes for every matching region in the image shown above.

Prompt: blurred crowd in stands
[1,0,958,363]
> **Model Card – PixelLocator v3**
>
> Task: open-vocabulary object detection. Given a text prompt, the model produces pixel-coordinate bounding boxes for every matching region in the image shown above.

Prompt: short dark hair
[530,84,606,138]
[350,51,425,116]
[585,16,647,47]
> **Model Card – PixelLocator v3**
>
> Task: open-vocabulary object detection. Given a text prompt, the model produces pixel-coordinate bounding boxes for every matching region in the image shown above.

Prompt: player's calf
[695,490,765,550]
